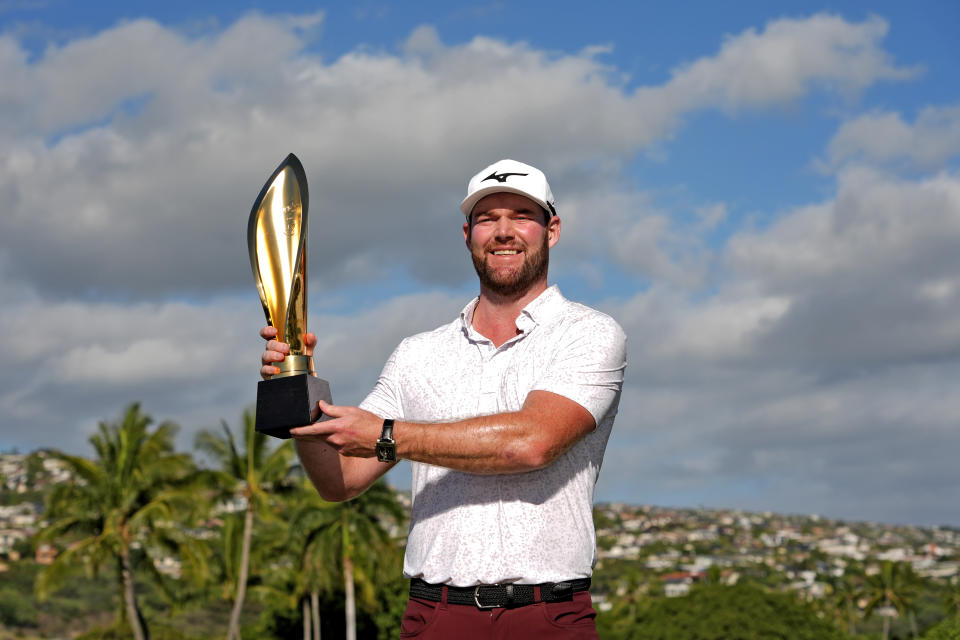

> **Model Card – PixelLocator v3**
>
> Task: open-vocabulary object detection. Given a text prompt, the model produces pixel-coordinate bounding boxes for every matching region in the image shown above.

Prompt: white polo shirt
[359,286,626,586]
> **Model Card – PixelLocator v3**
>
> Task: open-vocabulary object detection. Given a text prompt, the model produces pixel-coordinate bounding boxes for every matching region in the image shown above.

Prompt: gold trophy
[247,153,332,438]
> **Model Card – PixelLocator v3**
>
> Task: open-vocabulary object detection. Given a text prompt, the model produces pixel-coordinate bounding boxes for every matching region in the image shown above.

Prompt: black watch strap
[377,419,397,462]
[381,418,395,440]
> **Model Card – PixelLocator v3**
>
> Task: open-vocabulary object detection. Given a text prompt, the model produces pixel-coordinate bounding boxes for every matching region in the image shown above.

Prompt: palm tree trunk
[227,505,255,640]
[845,599,856,636]
[344,555,356,640]
[311,590,320,640]
[910,610,918,638]
[882,614,891,640]
[302,598,310,640]
[120,544,148,640]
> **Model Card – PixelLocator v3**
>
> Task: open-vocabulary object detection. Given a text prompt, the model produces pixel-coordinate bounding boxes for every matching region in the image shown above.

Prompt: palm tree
[195,409,297,640]
[35,403,206,640]
[902,564,925,639]
[604,570,648,634]
[863,560,919,640]
[825,572,860,636]
[296,479,405,640]
[943,576,960,619]
[250,480,336,640]
[288,482,336,640]
[234,510,311,638]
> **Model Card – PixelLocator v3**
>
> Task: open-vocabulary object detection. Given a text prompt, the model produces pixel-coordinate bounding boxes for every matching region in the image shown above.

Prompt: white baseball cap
[460,159,557,218]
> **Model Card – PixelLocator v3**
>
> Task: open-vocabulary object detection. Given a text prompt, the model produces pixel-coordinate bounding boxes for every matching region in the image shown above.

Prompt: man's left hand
[289,400,383,458]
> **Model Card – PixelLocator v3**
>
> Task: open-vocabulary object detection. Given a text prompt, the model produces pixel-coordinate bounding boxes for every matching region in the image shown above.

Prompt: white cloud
[655,295,792,360]
[825,104,960,170]
[646,13,917,115]
[610,167,960,382]
[0,287,464,454]
[594,154,960,523]
[3,10,958,524]
[727,168,960,292]
[0,12,913,300]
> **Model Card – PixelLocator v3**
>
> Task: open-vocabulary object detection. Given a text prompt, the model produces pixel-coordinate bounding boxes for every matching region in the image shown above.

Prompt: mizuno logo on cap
[483,171,528,183]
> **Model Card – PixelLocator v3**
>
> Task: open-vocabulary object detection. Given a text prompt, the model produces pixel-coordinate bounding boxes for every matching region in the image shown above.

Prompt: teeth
[493,250,518,255]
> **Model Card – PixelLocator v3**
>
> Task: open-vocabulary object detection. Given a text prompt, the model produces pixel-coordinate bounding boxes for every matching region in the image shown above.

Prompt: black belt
[409,577,591,609]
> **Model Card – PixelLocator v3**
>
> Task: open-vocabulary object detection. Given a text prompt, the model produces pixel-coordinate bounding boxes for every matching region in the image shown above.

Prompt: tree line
[26,402,406,640]
[593,560,960,640]
[4,402,960,639]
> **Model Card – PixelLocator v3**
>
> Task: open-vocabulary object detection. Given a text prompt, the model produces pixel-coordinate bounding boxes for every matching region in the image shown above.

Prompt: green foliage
[25,451,45,484]
[0,584,39,627]
[0,559,119,637]
[823,571,861,636]
[294,479,406,633]
[705,564,723,584]
[862,560,926,640]
[863,560,920,620]
[12,534,33,558]
[943,578,960,618]
[11,405,958,640]
[372,569,410,640]
[193,409,298,640]
[604,582,849,640]
[194,411,298,516]
[594,506,621,530]
[75,624,133,639]
[34,403,209,639]
[0,487,45,505]
[222,477,407,640]
[924,617,960,640]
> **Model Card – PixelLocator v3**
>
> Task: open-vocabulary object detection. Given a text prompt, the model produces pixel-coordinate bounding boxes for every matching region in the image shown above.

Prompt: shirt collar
[519,285,563,326]
[459,285,564,336]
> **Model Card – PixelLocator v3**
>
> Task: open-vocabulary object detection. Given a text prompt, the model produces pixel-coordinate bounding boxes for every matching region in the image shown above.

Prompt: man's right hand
[259,326,387,502]
[259,326,317,380]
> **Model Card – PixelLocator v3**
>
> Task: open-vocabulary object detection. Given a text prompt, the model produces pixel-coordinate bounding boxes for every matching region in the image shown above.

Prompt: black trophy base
[255,374,332,439]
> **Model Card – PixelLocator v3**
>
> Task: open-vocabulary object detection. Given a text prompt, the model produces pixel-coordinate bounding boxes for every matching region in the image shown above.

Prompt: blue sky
[1,1,959,526]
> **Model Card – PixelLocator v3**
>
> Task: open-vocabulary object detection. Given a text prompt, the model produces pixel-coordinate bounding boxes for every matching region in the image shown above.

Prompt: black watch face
[377,441,396,462]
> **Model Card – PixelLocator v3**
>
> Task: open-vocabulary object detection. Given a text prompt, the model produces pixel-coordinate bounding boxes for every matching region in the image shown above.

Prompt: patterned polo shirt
[359,285,626,586]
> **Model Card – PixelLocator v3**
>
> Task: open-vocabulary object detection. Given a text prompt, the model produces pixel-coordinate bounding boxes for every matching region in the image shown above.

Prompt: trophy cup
[247,153,332,438]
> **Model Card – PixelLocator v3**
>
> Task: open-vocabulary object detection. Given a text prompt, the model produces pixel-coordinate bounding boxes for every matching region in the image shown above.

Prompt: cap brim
[460,186,552,217]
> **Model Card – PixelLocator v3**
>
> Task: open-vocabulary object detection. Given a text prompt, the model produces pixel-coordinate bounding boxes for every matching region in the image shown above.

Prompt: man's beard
[471,233,550,298]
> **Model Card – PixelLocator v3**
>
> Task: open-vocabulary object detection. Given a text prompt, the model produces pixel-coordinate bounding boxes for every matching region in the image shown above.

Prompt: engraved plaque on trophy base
[255,375,333,439]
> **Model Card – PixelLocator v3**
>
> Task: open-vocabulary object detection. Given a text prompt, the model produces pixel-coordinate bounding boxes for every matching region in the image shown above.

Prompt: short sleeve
[358,342,404,419]
[530,314,626,428]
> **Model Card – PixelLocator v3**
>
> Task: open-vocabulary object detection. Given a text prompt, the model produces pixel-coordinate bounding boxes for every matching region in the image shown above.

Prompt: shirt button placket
[478,344,499,414]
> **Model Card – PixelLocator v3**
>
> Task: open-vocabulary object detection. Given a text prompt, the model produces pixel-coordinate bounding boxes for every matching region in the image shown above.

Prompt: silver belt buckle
[473,585,498,609]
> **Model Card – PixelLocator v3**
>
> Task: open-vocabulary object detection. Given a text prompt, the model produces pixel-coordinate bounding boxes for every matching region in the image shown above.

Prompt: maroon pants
[399,588,599,639]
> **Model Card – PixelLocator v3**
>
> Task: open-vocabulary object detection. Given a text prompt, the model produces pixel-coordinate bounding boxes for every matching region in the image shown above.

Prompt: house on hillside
[35,543,57,565]
[662,570,704,597]
[0,528,28,556]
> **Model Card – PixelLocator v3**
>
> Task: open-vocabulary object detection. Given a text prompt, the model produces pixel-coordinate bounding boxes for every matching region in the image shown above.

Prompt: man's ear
[547,216,561,248]
[463,220,471,246]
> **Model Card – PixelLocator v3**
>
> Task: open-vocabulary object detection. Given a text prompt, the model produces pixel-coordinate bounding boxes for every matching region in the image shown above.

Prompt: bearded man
[260,159,626,638]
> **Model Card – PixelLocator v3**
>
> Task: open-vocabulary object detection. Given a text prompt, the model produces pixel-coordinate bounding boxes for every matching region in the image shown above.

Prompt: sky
[1,1,959,527]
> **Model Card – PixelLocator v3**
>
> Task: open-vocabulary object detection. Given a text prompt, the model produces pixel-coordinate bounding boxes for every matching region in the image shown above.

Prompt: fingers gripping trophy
[247,154,332,438]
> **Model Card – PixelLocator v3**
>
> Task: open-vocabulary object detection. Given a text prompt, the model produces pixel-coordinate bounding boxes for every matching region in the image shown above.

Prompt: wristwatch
[376,419,397,462]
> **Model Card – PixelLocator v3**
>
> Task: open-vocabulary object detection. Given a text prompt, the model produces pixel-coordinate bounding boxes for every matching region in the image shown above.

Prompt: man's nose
[493,217,515,238]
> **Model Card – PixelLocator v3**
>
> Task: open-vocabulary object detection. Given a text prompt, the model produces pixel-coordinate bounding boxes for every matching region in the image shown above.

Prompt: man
[260,159,626,638]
